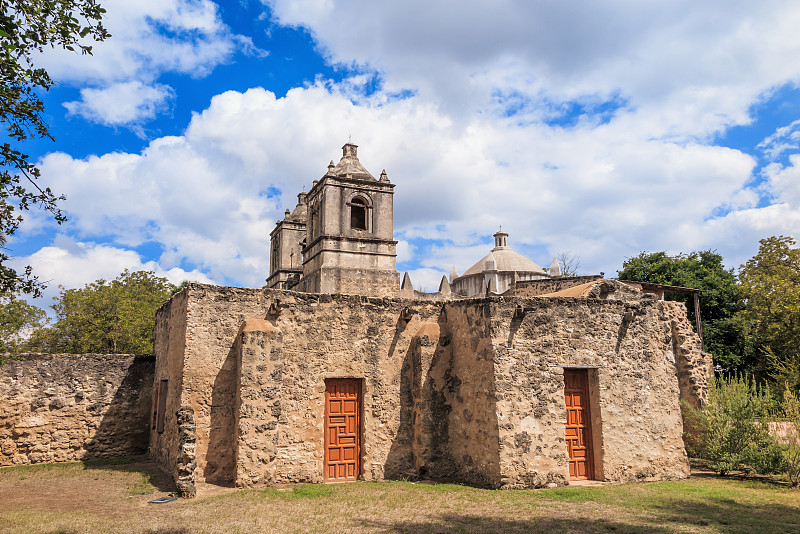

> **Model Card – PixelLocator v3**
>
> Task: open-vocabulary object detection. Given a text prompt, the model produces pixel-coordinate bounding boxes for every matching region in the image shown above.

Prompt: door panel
[325,379,361,482]
[564,369,594,480]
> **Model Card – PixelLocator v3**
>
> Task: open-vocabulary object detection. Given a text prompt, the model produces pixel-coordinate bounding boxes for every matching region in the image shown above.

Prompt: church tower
[266,192,307,289]
[299,143,400,295]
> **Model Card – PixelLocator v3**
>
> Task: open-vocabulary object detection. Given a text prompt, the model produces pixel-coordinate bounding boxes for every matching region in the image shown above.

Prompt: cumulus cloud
[39,0,264,126]
[30,80,795,286]
[21,2,800,288]
[266,0,800,138]
[63,81,174,126]
[9,236,213,307]
[40,0,242,83]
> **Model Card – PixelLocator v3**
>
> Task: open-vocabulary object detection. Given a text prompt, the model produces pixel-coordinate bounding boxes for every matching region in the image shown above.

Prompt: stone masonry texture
[151,283,701,489]
[0,353,154,466]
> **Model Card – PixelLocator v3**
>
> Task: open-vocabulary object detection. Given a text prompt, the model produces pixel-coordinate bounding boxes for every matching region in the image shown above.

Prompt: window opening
[156,377,168,434]
[350,197,367,230]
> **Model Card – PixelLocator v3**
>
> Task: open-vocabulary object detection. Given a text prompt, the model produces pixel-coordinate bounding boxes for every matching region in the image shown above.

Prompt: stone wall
[0,353,154,466]
[155,285,506,487]
[666,301,714,408]
[149,289,188,478]
[436,301,502,486]
[154,284,705,489]
[491,295,690,486]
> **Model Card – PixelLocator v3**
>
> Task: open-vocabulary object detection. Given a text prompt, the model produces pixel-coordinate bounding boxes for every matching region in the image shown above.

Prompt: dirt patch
[0,457,174,514]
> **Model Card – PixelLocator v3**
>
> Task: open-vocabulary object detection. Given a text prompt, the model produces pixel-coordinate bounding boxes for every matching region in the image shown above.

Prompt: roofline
[618,280,701,294]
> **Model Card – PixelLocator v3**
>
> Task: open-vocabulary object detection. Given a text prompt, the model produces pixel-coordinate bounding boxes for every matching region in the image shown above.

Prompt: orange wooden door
[564,369,594,480]
[324,379,361,482]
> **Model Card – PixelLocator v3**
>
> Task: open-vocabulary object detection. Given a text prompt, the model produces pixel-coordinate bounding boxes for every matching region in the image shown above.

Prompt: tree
[738,236,800,389]
[556,251,581,277]
[0,292,46,353]
[27,270,176,354]
[1,1,109,295]
[618,250,747,373]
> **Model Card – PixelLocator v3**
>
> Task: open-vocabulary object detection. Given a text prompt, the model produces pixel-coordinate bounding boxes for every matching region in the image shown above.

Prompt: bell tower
[300,143,400,295]
[266,192,307,289]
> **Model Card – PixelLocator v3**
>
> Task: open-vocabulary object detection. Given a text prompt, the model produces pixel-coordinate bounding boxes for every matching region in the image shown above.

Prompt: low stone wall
[0,353,154,466]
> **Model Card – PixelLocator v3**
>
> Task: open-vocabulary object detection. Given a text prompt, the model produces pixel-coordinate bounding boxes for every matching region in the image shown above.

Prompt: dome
[326,143,375,180]
[462,231,546,276]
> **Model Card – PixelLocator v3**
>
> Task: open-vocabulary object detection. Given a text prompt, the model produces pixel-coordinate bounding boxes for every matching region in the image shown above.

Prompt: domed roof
[326,143,375,181]
[462,231,546,277]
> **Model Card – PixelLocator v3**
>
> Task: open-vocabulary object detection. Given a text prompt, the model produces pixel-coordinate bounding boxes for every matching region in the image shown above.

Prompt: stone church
[144,142,712,496]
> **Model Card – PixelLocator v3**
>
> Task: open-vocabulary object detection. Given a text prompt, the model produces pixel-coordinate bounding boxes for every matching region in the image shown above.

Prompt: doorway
[564,369,594,480]
[324,378,361,482]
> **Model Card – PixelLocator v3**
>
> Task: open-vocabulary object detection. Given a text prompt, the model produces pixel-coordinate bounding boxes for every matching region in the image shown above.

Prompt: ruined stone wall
[156,283,705,489]
[172,285,507,488]
[178,285,270,485]
[168,285,443,485]
[490,296,691,487]
[506,275,605,297]
[665,301,714,408]
[149,289,189,479]
[1,353,153,466]
[233,293,446,486]
[437,301,503,487]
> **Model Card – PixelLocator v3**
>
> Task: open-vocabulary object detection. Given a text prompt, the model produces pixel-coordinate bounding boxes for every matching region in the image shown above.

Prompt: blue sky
[7,0,800,301]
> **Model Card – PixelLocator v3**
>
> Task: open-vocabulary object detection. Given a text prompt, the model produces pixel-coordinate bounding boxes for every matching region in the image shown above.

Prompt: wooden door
[564,369,594,480]
[324,379,361,482]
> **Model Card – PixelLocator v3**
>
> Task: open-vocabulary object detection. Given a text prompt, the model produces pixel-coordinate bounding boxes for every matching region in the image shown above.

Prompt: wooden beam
[693,292,704,350]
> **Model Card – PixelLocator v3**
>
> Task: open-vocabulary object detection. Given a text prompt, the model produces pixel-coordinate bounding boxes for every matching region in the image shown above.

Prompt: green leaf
[0,0,109,295]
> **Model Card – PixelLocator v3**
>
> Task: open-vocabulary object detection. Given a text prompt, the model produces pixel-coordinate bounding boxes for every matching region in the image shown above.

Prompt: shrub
[683,375,784,475]
[781,387,800,486]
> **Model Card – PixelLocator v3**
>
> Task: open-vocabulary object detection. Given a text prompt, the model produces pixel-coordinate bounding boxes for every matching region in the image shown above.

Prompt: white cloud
[37,0,266,126]
[766,154,800,205]
[40,0,242,84]
[266,1,800,139]
[758,119,800,161]
[29,80,800,289]
[10,236,213,308]
[395,240,413,264]
[63,81,174,126]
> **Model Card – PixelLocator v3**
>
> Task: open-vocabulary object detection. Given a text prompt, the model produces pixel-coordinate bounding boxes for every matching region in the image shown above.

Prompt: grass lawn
[0,457,798,533]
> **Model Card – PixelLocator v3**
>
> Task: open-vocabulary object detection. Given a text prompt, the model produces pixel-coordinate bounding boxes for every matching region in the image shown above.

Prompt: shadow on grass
[688,458,792,488]
[363,515,674,534]
[361,474,800,534]
[689,470,791,488]
[650,495,800,534]
[362,498,800,534]
[81,454,176,493]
